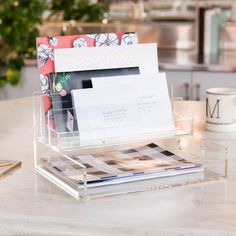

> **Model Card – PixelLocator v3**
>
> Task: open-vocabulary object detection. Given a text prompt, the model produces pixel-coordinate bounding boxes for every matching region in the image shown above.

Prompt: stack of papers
[36,39,205,194]
[44,143,203,188]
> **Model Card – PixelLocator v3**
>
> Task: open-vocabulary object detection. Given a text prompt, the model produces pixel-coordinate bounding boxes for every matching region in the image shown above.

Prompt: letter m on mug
[206,98,220,119]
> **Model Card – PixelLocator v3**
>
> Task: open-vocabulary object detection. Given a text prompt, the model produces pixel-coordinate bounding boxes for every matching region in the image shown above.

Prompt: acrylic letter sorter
[33,92,227,200]
[34,35,227,200]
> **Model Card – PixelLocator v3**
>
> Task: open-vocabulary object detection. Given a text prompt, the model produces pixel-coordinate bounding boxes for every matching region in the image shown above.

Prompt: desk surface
[1,97,236,236]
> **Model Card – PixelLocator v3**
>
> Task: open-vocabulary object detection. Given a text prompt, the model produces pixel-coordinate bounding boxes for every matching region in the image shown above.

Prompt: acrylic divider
[33,92,195,151]
[33,92,227,200]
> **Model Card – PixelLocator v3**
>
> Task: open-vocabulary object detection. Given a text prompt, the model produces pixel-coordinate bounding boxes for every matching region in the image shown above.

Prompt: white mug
[206,87,236,132]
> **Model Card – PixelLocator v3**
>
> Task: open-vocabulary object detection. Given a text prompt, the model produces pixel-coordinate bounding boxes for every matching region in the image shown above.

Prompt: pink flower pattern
[40,74,49,93]
[73,38,88,48]
[94,33,119,47]
[121,33,138,45]
[37,44,52,68]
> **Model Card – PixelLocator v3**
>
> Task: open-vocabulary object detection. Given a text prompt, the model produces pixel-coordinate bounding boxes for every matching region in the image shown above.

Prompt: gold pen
[0,162,12,167]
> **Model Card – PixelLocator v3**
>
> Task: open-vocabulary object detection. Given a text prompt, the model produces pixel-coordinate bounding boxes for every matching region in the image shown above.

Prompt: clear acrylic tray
[33,92,194,150]
[33,92,227,200]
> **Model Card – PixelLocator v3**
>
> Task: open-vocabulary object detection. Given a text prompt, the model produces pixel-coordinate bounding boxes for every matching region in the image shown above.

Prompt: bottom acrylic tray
[34,135,227,200]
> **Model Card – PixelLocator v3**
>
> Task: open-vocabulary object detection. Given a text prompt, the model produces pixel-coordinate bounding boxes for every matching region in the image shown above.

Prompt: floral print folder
[36,32,139,133]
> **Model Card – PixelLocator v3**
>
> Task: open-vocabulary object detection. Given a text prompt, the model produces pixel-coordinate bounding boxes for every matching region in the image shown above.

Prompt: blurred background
[1,0,236,100]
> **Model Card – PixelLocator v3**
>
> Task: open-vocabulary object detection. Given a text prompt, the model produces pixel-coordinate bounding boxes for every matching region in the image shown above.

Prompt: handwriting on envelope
[137,95,158,114]
[71,74,175,143]
[103,109,127,124]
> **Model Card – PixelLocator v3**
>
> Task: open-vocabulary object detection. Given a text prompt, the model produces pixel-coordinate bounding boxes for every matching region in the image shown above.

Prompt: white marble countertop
[1,97,236,236]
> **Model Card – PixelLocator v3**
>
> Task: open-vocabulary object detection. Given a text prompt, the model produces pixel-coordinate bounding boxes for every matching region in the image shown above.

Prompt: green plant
[49,0,105,22]
[0,0,45,85]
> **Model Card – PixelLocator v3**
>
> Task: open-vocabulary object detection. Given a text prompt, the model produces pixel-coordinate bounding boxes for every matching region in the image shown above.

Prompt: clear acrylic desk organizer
[33,92,227,200]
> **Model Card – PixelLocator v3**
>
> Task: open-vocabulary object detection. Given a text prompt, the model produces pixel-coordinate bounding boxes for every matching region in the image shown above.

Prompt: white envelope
[71,75,175,143]
[91,73,166,88]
